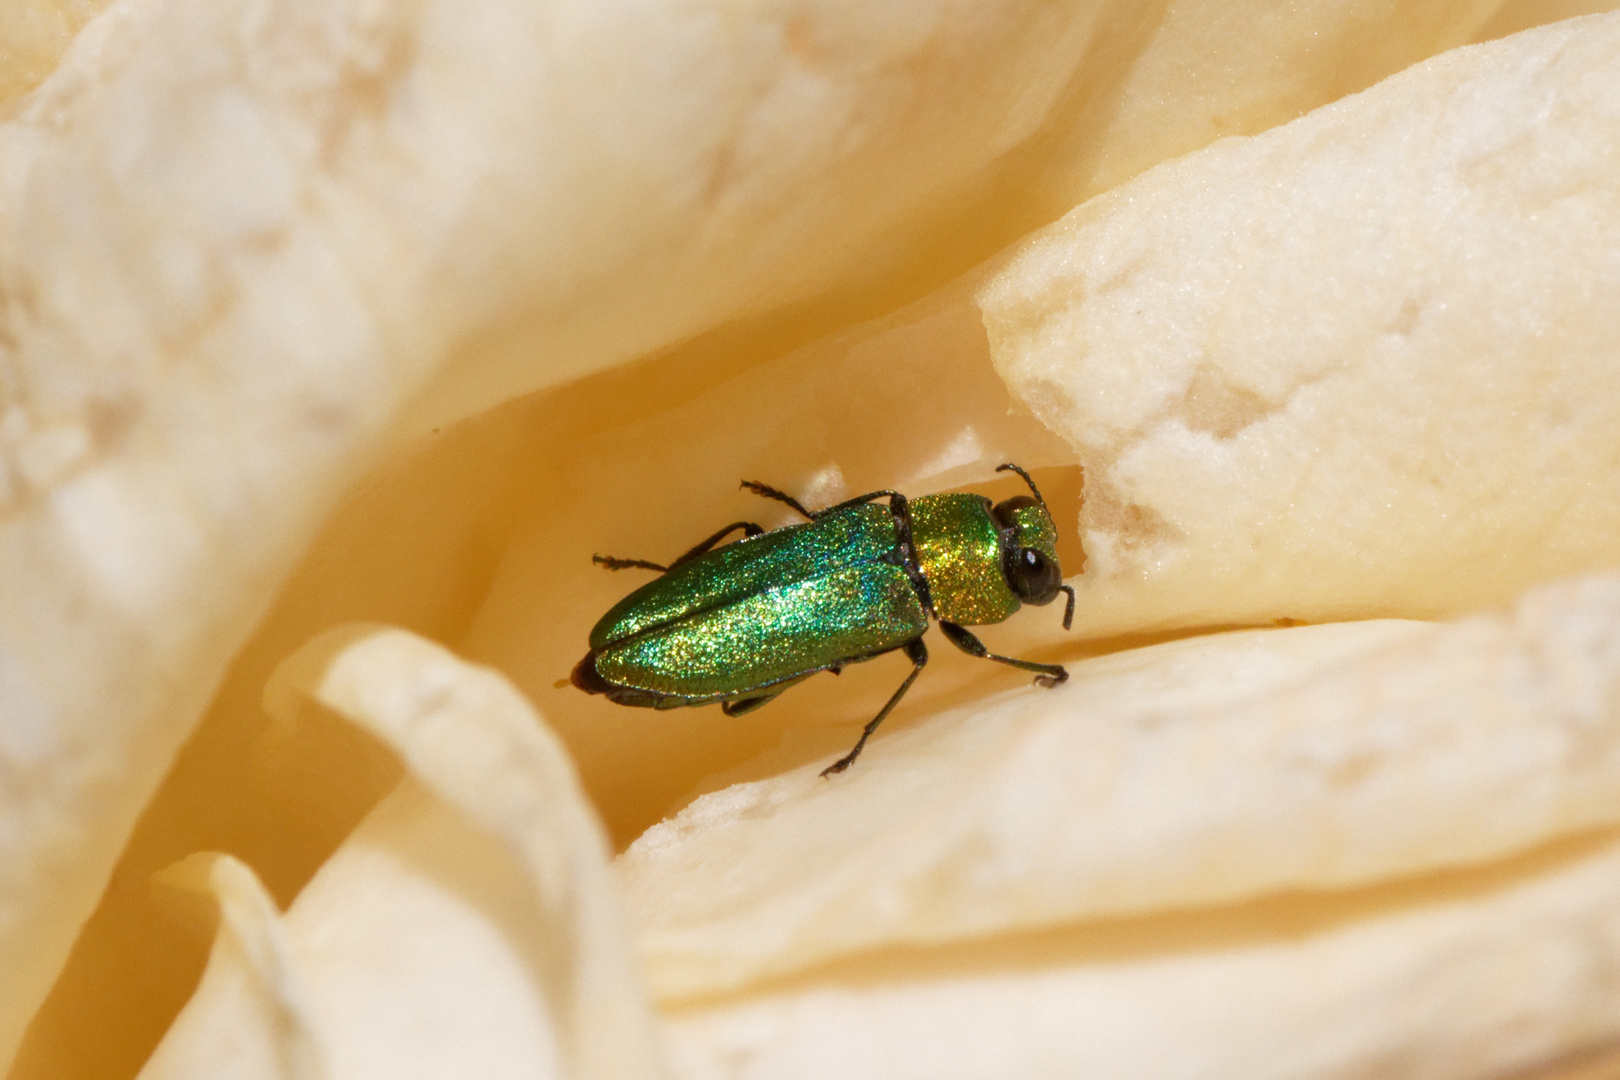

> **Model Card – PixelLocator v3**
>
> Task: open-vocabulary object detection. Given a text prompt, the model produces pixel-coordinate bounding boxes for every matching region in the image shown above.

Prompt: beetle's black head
[992,464,1076,630]
[994,495,1062,604]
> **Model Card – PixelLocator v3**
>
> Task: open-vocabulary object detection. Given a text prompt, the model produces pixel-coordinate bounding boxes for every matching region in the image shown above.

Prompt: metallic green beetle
[571,464,1076,776]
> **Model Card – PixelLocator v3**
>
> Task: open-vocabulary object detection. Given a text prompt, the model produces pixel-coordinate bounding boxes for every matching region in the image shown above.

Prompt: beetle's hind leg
[721,672,813,717]
[594,520,765,574]
[721,693,780,717]
[937,621,1068,688]
[822,637,928,778]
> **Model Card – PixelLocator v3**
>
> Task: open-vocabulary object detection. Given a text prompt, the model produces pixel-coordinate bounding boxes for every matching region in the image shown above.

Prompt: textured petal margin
[622,573,1620,1001]
[978,12,1620,635]
[141,627,667,1080]
[663,829,1620,1080]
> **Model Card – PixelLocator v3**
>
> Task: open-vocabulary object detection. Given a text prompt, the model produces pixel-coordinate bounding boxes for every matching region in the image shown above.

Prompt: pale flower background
[2,0,1620,1078]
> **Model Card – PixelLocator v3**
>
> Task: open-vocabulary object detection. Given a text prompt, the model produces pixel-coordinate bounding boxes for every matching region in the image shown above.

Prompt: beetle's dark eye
[1005,546,1061,605]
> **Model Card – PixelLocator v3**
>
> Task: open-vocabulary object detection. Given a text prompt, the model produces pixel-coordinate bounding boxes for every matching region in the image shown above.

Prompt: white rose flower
[2,2,1619,1079]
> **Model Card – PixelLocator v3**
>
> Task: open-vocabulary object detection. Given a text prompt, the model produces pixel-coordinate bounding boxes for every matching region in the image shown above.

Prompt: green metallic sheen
[589,503,899,651]
[593,561,927,702]
[575,465,1076,776]
[908,493,1020,627]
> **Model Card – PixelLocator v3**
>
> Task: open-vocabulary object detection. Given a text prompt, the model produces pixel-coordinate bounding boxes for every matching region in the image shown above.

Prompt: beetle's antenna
[1058,585,1075,630]
[996,463,1047,514]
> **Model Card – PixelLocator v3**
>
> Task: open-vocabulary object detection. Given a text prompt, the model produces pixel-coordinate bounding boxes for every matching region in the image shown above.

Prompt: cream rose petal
[138,853,327,1080]
[0,1,117,106]
[1060,0,1511,198]
[0,0,1599,1071]
[140,792,572,1080]
[0,0,1111,1061]
[978,12,1620,636]
[619,572,1620,1000]
[465,11,1620,841]
[1478,0,1620,39]
[662,828,1620,1080]
[142,626,664,1080]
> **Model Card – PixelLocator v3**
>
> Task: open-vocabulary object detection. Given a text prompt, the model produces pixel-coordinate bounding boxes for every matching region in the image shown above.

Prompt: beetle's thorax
[908,493,1021,626]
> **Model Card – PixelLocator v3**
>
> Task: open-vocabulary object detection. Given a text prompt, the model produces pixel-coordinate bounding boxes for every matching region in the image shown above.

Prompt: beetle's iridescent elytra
[571,464,1075,776]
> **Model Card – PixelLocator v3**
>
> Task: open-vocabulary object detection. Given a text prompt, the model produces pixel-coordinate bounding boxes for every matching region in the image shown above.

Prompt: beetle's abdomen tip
[570,650,611,696]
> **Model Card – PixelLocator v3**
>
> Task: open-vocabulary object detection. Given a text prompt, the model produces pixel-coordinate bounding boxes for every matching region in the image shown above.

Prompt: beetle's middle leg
[594,520,764,574]
[937,621,1069,688]
[721,693,781,717]
[822,637,928,778]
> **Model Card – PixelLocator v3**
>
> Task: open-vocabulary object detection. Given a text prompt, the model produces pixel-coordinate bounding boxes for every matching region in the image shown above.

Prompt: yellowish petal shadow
[138,625,664,1080]
[5,2,1607,1078]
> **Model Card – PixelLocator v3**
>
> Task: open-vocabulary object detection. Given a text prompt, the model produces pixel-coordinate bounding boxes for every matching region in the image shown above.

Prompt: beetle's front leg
[937,621,1068,688]
[822,637,928,778]
[740,480,817,520]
